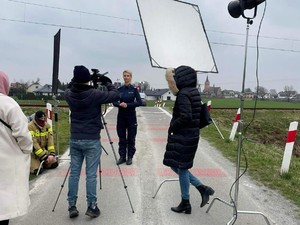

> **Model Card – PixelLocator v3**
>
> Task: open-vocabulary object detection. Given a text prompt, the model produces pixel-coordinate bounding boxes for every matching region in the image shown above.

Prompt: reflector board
[136,0,218,73]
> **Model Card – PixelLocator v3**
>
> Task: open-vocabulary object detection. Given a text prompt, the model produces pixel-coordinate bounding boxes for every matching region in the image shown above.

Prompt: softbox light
[136,0,218,73]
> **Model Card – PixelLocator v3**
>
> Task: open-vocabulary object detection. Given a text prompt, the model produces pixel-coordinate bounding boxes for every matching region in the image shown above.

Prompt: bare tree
[255,86,268,99]
[284,85,296,101]
[269,89,278,98]
[244,88,252,93]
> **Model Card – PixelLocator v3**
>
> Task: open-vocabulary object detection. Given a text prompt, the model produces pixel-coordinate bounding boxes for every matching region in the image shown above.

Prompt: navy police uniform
[113,84,142,161]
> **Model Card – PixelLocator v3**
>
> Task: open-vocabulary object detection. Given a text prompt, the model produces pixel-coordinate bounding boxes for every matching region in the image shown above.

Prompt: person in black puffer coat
[163,65,215,214]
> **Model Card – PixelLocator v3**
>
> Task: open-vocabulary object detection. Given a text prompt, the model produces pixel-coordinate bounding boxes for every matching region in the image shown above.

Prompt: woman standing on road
[163,66,215,214]
[113,70,142,165]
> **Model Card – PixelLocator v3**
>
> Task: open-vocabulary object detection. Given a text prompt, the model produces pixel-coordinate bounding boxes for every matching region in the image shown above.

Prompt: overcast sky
[1,0,299,92]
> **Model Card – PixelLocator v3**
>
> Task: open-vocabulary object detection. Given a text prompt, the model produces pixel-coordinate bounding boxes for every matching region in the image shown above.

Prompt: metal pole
[53,95,60,156]
[206,18,271,225]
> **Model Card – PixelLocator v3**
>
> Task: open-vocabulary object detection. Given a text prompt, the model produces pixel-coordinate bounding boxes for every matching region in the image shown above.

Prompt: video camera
[90,68,111,89]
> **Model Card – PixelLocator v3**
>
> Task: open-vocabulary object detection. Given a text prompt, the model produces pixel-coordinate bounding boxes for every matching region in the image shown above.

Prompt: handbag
[199,102,212,129]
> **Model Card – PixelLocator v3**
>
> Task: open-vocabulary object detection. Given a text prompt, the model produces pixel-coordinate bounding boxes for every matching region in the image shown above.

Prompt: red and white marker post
[229,108,241,141]
[207,100,211,111]
[46,103,53,128]
[281,121,298,174]
[206,100,224,139]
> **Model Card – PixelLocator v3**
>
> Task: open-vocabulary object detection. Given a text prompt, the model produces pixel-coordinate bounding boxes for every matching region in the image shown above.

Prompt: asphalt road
[10,107,299,225]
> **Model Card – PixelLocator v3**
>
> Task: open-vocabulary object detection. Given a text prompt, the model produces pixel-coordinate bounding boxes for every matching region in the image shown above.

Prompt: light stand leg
[152,179,179,199]
[206,19,271,225]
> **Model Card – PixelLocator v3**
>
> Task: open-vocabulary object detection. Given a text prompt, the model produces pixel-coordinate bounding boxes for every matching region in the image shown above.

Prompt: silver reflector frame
[136,0,218,73]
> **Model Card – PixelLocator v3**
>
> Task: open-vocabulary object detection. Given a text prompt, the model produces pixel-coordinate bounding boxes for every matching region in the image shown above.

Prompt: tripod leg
[52,165,70,212]
[101,114,135,213]
[99,159,102,190]
[101,145,108,155]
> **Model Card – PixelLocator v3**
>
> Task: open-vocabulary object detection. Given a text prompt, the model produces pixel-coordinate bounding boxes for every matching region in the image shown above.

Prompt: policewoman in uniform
[113,70,142,165]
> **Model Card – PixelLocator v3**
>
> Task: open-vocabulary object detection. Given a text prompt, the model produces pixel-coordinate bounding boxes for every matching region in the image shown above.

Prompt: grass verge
[201,109,300,214]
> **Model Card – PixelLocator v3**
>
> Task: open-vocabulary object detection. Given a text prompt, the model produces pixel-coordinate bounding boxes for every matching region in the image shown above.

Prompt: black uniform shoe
[117,158,126,165]
[126,158,132,165]
[85,205,100,218]
[68,206,79,218]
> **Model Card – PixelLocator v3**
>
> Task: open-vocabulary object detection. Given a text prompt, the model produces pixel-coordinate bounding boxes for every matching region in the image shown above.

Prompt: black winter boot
[171,198,192,214]
[196,184,215,207]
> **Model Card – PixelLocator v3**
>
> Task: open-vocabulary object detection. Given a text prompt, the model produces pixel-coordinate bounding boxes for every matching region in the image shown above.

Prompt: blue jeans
[171,167,202,200]
[68,139,102,208]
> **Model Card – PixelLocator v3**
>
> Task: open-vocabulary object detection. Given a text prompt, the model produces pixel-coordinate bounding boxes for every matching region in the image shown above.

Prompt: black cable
[229,2,267,224]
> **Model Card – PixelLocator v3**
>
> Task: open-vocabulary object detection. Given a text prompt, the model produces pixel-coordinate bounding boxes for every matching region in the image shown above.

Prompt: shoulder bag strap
[0,118,12,130]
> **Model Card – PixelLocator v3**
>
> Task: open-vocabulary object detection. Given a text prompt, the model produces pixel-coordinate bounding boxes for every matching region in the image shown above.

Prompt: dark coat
[163,66,201,169]
[65,82,120,140]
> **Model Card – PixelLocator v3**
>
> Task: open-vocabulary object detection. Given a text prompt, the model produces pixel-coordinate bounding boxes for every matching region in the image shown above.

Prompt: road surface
[10,107,299,225]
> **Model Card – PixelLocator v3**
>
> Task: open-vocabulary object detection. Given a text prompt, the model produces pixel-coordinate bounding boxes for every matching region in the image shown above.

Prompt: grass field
[21,98,300,214]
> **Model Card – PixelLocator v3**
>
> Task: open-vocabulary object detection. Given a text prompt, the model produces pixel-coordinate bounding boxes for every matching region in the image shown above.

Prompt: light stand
[206,18,271,225]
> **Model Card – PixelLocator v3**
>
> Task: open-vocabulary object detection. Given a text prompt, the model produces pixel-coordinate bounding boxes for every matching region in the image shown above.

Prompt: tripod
[206,18,270,225]
[52,112,134,213]
[101,113,135,213]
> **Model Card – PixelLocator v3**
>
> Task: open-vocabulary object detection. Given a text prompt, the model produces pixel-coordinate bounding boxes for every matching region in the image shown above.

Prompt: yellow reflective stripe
[35,149,44,156]
[29,131,35,136]
[48,127,52,132]
[34,131,48,137]
[48,145,54,150]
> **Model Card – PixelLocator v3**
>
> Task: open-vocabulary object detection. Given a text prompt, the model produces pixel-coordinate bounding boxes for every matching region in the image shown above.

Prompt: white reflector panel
[136,0,218,73]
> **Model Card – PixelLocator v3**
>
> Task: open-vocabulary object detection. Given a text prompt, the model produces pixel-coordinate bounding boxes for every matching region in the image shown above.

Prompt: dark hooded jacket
[64,83,120,140]
[163,66,201,169]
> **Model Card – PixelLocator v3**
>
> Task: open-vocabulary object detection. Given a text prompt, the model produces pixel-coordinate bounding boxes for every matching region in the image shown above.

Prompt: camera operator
[64,65,119,219]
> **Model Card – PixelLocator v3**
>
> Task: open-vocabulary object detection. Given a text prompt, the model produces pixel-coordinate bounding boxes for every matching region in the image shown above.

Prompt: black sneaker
[126,158,132,165]
[85,205,100,218]
[117,157,126,165]
[68,206,79,218]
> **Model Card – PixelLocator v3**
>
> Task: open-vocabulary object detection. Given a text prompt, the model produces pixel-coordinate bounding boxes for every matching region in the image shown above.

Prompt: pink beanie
[0,71,10,95]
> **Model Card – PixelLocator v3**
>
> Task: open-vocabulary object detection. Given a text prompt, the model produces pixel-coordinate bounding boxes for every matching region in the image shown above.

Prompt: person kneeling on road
[28,110,58,175]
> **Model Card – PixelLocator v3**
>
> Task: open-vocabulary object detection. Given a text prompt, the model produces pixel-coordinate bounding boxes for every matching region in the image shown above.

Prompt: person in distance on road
[163,65,215,214]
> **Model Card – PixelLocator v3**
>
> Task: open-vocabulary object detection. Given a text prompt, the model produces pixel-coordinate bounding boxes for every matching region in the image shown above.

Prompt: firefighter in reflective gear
[28,111,58,174]
[113,70,142,165]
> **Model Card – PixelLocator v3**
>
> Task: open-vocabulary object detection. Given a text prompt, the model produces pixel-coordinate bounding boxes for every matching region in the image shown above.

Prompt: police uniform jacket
[113,84,142,112]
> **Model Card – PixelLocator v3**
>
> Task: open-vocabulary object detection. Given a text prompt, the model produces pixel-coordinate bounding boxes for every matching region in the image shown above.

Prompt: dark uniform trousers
[117,110,137,159]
